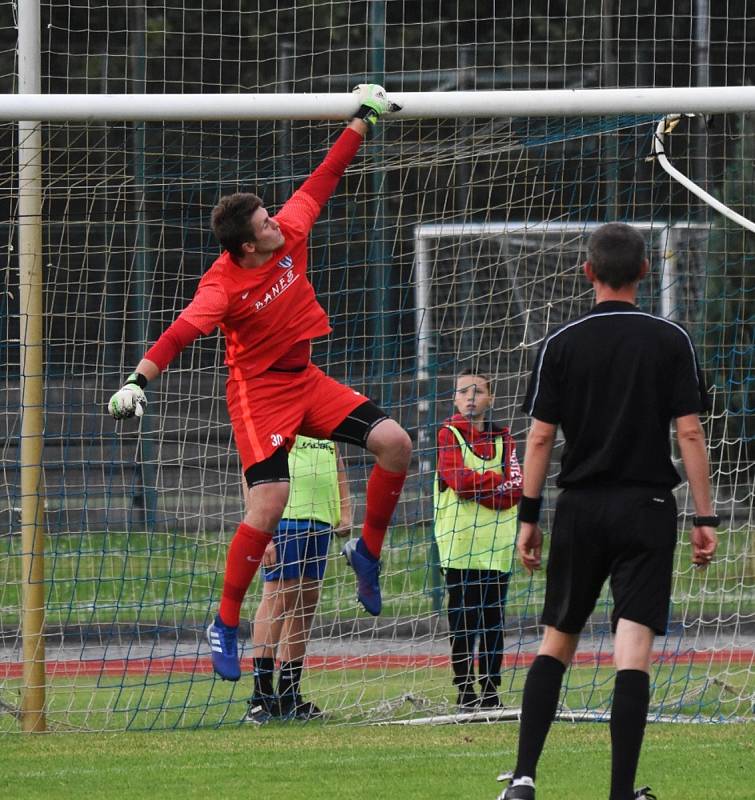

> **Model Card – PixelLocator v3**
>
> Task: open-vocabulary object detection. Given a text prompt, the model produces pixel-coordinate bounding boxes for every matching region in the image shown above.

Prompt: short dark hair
[210,192,263,258]
[587,222,646,289]
[457,368,493,394]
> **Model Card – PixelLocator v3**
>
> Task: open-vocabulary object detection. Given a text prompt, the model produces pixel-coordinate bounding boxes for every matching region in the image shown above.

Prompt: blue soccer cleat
[206,615,241,681]
[341,538,382,616]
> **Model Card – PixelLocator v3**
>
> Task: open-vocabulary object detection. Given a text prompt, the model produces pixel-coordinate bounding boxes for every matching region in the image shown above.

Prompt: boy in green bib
[246,436,352,723]
[434,370,523,710]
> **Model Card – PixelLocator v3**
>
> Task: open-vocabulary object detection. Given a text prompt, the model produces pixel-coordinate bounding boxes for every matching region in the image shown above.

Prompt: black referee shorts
[541,485,678,636]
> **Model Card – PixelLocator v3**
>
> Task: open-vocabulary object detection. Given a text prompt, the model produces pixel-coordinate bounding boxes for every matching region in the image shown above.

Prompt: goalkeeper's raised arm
[274,84,401,235]
[107,83,401,422]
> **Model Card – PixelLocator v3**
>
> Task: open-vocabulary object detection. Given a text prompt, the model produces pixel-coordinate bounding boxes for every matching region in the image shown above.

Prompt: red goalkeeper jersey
[172,127,363,381]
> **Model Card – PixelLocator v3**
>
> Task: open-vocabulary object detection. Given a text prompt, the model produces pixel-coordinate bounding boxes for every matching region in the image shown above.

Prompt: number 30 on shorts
[271,433,284,447]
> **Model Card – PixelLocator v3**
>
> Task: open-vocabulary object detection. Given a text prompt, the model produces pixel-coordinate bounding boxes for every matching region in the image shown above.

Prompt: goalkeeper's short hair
[211,192,263,257]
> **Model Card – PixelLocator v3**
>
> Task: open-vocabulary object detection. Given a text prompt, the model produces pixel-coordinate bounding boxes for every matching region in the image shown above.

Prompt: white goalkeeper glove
[352,83,402,126]
[108,372,147,420]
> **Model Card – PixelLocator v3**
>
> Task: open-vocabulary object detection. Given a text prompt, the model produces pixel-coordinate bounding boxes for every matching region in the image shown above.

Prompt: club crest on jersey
[277,254,293,269]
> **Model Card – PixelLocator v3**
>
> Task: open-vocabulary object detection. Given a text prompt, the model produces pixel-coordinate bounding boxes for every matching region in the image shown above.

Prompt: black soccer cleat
[279,694,326,722]
[495,773,535,800]
[633,787,657,800]
[243,694,279,725]
[478,690,503,710]
[456,689,479,712]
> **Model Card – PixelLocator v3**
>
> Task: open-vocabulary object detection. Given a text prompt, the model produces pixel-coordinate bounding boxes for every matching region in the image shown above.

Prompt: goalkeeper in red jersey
[108,85,411,682]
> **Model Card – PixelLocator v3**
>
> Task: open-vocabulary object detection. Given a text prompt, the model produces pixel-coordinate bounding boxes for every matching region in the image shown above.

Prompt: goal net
[1,2,753,731]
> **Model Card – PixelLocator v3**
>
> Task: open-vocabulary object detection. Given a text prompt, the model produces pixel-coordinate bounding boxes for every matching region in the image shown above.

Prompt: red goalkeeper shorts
[226,362,369,472]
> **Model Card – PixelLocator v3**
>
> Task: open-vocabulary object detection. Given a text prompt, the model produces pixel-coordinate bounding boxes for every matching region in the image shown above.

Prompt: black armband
[518,495,543,524]
[126,371,148,390]
[692,514,720,528]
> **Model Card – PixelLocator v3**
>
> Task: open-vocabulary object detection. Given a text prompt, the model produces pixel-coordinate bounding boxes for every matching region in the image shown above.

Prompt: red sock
[361,463,407,558]
[218,522,272,627]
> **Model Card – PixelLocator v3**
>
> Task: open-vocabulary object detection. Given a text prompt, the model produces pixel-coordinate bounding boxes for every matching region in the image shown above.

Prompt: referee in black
[497,223,718,800]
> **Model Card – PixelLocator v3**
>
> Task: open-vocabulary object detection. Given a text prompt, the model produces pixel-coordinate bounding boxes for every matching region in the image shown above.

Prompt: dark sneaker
[496,773,535,800]
[634,788,657,799]
[479,691,503,709]
[456,689,479,712]
[279,694,325,721]
[341,538,382,616]
[206,615,241,681]
[243,695,279,725]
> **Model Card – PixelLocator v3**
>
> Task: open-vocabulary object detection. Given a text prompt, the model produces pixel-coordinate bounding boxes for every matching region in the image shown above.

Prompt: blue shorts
[263,519,333,582]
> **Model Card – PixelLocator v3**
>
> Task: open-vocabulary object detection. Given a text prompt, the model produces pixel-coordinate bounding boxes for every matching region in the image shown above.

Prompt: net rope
[1,1,753,730]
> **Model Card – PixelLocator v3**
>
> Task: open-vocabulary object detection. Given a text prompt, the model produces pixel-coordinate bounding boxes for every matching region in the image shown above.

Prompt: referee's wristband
[692,514,720,528]
[518,495,543,524]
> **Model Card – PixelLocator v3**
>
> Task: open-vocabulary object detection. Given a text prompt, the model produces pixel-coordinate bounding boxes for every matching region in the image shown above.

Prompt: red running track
[1,650,752,679]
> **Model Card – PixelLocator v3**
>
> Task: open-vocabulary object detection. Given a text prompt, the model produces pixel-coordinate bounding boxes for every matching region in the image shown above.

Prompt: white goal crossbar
[4,86,755,121]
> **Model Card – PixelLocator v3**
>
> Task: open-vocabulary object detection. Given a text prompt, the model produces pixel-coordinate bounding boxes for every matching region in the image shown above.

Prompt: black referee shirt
[522,300,710,489]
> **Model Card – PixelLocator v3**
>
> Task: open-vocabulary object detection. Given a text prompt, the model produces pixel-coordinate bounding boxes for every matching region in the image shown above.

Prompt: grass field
[2,663,751,734]
[1,721,752,800]
[2,526,748,627]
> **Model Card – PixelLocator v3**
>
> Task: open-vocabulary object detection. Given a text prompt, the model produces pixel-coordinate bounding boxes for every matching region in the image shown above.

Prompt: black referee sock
[609,669,650,800]
[513,654,566,781]
[278,658,304,705]
[252,657,275,700]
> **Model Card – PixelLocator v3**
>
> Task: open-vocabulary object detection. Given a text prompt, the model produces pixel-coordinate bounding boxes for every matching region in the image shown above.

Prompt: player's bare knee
[300,587,321,613]
[614,618,654,671]
[539,627,579,665]
[279,586,302,614]
[367,419,412,469]
[394,427,413,468]
[243,481,289,531]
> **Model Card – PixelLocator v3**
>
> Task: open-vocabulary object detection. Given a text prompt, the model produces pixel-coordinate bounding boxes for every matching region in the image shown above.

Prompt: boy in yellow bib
[434,370,523,710]
[246,435,352,723]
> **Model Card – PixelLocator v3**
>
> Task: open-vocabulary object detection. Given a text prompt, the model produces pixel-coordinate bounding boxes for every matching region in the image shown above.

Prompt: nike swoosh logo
[241,291,249,300]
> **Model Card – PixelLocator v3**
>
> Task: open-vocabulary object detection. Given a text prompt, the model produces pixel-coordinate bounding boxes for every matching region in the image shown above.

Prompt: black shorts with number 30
[540,485,678,636]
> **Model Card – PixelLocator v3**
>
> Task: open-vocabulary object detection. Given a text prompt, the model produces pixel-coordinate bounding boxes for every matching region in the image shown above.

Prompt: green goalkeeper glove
[108,372,147,420]
[352,83,402,126]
